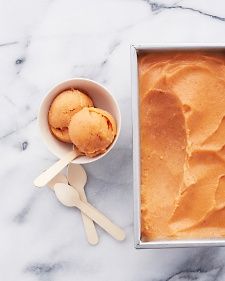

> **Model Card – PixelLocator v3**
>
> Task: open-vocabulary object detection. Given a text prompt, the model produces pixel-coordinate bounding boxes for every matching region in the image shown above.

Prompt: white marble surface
[1,0,225,280]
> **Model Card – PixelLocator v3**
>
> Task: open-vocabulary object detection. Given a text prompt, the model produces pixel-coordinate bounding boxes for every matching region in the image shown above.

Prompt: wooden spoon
[54,183,125,241]
[34,148,81,188]
[47,172,98,245]
[67,164,99,245]
[68,163,87,189]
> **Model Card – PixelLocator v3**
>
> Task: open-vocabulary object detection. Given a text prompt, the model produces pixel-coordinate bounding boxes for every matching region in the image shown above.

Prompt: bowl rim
[38,77,121,164]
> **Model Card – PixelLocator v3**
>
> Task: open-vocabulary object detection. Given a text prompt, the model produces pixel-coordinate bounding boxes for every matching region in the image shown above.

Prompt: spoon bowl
[54,183,79,207]
[67,163,87,190]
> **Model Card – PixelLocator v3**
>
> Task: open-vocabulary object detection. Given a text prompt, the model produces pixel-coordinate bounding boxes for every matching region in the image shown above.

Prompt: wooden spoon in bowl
[34,147,81,188]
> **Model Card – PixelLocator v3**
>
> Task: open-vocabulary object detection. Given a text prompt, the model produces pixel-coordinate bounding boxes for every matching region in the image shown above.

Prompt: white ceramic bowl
[38,78,121,164]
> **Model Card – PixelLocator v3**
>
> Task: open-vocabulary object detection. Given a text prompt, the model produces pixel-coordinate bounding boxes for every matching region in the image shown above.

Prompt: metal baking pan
[131,43,225,249]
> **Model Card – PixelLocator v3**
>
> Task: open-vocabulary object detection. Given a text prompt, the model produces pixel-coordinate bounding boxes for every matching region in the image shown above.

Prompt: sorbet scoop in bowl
[48,89,93,143]
[69,107,117,157]
[34,78,121,187]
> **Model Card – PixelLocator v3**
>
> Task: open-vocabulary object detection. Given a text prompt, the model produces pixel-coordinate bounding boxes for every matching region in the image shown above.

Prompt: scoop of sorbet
[68,107,117,157]
[48,89,93,143]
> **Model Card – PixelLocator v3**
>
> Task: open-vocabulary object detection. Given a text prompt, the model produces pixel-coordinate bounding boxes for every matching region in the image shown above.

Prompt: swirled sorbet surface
[139,51,225,240]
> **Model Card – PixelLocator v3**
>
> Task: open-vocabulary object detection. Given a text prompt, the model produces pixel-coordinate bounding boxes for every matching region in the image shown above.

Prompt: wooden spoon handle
[78,188,99,245]
[77,201,125,241]
[34,150,78,188]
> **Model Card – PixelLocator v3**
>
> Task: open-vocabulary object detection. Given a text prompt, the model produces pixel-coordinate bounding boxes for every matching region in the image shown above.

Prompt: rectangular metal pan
[131,43,225,248]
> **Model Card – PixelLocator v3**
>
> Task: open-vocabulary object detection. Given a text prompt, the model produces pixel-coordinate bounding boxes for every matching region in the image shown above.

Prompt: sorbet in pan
[139,51,225,240]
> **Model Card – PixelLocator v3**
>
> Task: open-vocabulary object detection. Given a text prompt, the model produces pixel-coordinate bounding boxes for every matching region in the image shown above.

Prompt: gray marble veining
[1,0,225,280]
